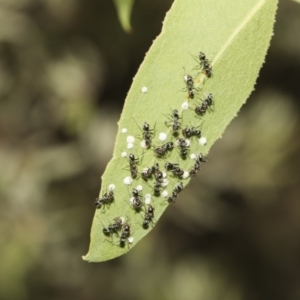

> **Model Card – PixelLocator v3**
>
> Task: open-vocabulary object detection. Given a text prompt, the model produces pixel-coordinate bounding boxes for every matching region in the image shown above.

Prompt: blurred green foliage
[113,0,134,32]
[0,0,300,300]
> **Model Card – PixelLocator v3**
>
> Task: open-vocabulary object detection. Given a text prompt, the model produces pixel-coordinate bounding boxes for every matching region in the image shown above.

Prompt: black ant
[164,162,184,178]
[172,167,184,177]
[119,223,131,248]
[141,163,160,181]
[190,162,201,176]
[142,205,155,229]
[199,51,212,78]
[154,142,174,158]
[184,74,196,99]
[204,65,212,78]
[182,126,201,138]
[164,162,179,171]
[199,51,209,66]
[133,119,154,149]
[189,153,207,176]
[141,167,153,180]
[141,164,164,196]
[155,170,164,183]
[142,122,154,148]
[174,182,184,193]
[95,190,114,209]
[196,153,208,163]
[167,192,178,204]
[102,217,124,236]
[195,93,213,116]
[167,182,184,204]
[130,167,138,179]
[130,188,143,212]
[165,109,181,134]
[151,163,160,173]
[153,182,163,197]
[177,138,189,159]
[129,153,139,165]
[128,153,139,178]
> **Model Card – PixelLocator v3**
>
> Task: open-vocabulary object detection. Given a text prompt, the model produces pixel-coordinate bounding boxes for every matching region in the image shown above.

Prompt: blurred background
[0,0,300,299]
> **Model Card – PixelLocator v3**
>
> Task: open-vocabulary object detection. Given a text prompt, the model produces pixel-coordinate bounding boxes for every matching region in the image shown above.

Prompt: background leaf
[113,0,134,32]
[84,0,278,263]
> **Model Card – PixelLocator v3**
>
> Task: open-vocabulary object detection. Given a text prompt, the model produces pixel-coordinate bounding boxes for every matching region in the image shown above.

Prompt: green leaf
[113,0,134,33]
[292,0,300,3]
[83,0,278,262]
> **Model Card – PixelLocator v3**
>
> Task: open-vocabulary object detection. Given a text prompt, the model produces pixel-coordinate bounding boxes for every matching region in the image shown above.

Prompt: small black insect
[165,109,181,134]
[195,93,213,116]
[128,153,139,178]
[141,168,153,180]
[153,182,163,196]
[167,192,178,204]
[164,162,179,171]
[174,182,184,193]
[119,223,131,247]
[184,74,196,99]
[142,122,154,148]
[196,153,208,164]
[172,167,184,177]
[177,138,189,159]
[129,153,139,166]
[204,65,212,78]
[182,126,201,138]
[178,138,188,147]
[151,163,160,173]
[133,119,155,149]
[95,190,114,209]
[154,142,174,158]
[172,109,180,120]
[164,162,184,177]
[190,162,201,176]
[130,188,143,212]
[199,51,212,78]
[167,182,184,204]
[155,170,164,183]
[132,188,142,198]
[130,166,138,179]
[199,51,209,66]
[141,163,160,181]
[102,217,123,236]
[189,153,207,176]
[142,205,155,229]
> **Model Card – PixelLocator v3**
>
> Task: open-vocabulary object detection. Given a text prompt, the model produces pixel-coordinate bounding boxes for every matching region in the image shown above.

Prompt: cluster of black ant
[95,190,114,209]
[100,215,133,248]
[102,217,123,236]
[95,51,214,248]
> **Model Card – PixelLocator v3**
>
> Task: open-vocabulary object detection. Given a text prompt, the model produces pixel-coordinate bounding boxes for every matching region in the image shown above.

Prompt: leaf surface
[84,0,278,262]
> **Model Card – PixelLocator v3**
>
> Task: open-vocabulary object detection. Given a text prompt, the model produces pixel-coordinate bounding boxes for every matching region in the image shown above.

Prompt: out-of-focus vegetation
[0,1,300,299]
